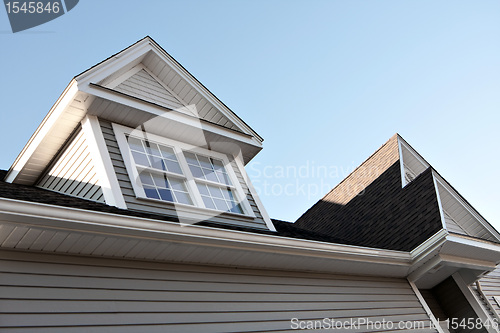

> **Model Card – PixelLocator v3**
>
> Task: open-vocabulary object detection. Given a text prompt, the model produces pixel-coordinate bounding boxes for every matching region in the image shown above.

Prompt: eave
[409,229,500,288]
[0,197,412,277]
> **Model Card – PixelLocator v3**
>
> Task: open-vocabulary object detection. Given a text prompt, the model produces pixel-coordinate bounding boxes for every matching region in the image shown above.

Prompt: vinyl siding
[99,119,268,230]
[443,211,468,236]
[0,251,437,332]
[141,52,240,131]
[37,128,104,203]
[478,267,500,318]
[114,69,185,111]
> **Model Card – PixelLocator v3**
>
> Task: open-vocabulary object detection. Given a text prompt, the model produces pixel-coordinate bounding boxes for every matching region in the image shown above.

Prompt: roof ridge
[318,133,399,202]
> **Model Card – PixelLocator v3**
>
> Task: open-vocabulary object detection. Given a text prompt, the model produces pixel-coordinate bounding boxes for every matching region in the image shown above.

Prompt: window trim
[113,123,255,218]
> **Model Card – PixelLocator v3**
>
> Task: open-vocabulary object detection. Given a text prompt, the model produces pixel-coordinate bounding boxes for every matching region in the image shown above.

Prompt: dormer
[6,36,274,231]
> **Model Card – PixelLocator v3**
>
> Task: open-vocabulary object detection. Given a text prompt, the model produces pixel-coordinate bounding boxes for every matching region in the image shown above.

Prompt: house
[1,36,500,332]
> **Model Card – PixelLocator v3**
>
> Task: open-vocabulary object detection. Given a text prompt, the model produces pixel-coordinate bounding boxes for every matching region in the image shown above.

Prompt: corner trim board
[81,115,127,209]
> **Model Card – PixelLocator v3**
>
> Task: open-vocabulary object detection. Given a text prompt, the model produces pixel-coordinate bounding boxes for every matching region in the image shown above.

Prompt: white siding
[37,128,104,203]
[0,251,437,332]
[114,69,185,111]
[99,119,268,230]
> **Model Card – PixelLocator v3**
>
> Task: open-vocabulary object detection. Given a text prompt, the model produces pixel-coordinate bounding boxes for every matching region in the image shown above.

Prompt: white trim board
[81,115,127,209]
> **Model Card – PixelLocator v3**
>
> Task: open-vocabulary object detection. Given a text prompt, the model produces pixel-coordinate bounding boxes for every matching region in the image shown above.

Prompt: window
[184,151,242,214]
[114,124,251,216]
[126,136,192,205]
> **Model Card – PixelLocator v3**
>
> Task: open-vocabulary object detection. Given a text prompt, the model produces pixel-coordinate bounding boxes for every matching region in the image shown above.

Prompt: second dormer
[6,36,275,231]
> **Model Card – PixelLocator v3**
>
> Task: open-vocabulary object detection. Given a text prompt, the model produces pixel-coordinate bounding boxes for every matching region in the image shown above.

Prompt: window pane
[221,187,234,200]
[208,185,224,198]
[197,155,212,169]
[184,152,198,165]
[152,173,169,188]
[216,171,231,185]
[174,191,192,205]
[197,183,210,196]
[165,159,182,174]
[132,151,150,167]
[159,146,176,160]
[170,178,187,192]
[139,172,155,186]
[212,159,224,171]
[149,156,166,171]
[143,185,160,199]
[202,196,216,210]
[127,137,145,152]
[213,198,229,211]
[203,168,219,183]
[147,143,162,157]
[229,203,243,214]
[189,165,204,179]
[158,188,174,202]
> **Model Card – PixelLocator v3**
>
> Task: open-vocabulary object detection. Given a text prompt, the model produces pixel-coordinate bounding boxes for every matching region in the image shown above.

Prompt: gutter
[0,197,411,266]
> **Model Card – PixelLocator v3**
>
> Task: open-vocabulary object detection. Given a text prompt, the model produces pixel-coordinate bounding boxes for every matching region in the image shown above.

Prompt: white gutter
[0,197,410,266]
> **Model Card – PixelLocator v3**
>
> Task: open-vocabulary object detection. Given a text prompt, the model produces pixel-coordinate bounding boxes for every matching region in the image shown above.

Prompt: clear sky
[0,1,498,228]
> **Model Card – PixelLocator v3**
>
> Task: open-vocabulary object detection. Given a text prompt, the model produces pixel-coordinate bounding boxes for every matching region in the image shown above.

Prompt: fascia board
[408,233,500,284]
[75,39,153,85]
[82,84,262,148]
[5,80,79,183]
[445,234,500,254]
[396,135,431,169]
[410,229,448,261]
[0,197,411,266]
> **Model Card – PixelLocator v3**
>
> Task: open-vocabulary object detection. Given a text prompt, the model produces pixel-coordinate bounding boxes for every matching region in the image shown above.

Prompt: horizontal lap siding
[114,69,184,110]
[478,267,500,317]
[0,253,436,332]
[142,53,239,131]
[37,129,104,203]
[99,119,268,230]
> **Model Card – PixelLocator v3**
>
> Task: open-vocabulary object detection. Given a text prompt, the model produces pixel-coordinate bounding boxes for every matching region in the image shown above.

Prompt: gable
[434,175,500,242]
[399,136,500,242]
[90,39,245,133]
[113,68,185,112]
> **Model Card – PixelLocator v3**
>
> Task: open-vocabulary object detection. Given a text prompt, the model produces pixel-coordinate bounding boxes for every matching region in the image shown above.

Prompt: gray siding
[142,52,240,131]
[114,69,185,111]
[478,267,500,317]
[37,128,104,203]
[99,119,268,230]
[0,251,437,332]
[443,211,468,236]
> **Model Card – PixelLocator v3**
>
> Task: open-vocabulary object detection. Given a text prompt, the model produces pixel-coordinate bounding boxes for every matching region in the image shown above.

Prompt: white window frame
[113,123,255,218]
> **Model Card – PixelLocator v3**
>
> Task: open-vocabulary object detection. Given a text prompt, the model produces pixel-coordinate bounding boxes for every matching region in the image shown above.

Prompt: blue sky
[0,1,499,228]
